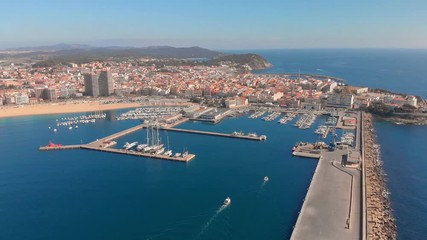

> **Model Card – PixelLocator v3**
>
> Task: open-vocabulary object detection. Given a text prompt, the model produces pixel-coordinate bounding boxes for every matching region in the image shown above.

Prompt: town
[0,57,425,124]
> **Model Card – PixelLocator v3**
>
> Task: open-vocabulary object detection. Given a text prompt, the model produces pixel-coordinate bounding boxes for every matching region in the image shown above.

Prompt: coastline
[374,114,427,126]
[0,102,144,119]
[363,113,397,239]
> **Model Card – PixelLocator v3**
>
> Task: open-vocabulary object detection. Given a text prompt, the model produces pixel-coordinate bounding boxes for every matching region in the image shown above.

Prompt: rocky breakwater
[364,113,397,239]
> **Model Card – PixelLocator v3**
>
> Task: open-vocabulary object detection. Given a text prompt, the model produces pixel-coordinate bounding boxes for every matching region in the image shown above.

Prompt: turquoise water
[0,112,321,239]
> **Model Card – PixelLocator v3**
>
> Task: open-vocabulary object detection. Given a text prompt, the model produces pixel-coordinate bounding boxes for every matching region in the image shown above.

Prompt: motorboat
[224,197,231,206]
[264,176,269,182]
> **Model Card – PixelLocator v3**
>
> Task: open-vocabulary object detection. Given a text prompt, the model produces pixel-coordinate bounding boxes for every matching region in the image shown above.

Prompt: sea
[0,49,426,239]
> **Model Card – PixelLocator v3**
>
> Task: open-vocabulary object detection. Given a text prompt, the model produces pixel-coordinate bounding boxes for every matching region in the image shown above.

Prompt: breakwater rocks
[364,114,397,239]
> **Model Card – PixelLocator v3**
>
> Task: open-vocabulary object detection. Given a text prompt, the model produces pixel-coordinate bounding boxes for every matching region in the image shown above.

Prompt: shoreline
[374,114,427,126]
[363,113,397,239]
[0,101,168,119]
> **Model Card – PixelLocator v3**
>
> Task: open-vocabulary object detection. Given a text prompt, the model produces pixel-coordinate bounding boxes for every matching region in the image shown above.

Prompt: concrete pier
[291,111,362,240]
[158,127,267,141]
[291,150,361,240]
[39,144,195,162]
[39,145,82,151]
[81,145,195,162]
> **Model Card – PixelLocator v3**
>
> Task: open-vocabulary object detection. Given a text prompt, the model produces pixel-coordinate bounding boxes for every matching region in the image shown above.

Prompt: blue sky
[1,0,427,49]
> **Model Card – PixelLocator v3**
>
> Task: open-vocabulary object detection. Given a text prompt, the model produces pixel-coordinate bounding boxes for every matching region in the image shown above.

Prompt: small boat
[264,176,269,182]
[163,150,172,156]
[174,152,182,158]
[182,151,189,157]
[68,126,73,130]
[53,128,57,132]
[75,125,78,129]
[224,197,231,206]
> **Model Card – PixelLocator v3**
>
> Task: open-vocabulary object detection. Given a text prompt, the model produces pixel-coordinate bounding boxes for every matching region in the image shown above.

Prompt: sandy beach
[0,102,144,119]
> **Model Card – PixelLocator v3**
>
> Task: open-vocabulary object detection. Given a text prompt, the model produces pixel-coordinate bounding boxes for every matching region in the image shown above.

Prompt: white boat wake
[196,203,229,238]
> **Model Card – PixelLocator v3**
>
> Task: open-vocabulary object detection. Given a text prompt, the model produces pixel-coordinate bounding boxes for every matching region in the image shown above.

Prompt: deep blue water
[0,112,321,240]
[374,121,427,239]
[229,49,427,98]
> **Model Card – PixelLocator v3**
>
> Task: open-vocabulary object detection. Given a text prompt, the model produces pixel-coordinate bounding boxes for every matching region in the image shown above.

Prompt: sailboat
[163,135,172,156]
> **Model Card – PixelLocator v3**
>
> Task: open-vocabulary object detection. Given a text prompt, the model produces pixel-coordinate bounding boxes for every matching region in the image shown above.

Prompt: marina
[262,111,281,121]
[40,112,267,162]
[115,107,185,121]
[278,112,298,124]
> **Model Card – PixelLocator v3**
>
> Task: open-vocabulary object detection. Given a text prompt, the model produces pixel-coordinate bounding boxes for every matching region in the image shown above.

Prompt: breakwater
[363,113,397,239]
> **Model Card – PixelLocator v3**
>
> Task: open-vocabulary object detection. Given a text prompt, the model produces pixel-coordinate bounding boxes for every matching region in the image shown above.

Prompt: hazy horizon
[1,0,427,50]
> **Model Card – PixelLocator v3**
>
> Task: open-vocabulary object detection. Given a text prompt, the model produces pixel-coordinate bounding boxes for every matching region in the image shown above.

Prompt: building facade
[84,73,99,97]
[98,71,114,96]
[84,71,114,97]
[327,93,354,108]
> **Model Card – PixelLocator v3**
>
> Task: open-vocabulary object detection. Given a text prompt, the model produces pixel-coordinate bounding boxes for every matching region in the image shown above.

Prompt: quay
[39,144,195,162]
[81,145,195,162]
[291,111,362,240]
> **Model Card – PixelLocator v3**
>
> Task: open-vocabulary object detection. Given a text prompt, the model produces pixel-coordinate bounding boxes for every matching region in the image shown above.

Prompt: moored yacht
[136,144,147,151]
[163,150,173,156]
[155,147,165,155]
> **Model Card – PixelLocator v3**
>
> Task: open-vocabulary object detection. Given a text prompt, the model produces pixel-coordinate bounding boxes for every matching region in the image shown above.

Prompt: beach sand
[0,102,143,118]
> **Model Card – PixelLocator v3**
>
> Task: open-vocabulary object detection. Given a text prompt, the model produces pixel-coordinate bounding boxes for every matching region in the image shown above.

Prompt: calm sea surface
[0,111,324,240]
[1,49,427,239]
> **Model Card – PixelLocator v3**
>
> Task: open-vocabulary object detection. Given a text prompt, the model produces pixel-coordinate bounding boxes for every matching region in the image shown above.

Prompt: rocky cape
[207,53,272,70]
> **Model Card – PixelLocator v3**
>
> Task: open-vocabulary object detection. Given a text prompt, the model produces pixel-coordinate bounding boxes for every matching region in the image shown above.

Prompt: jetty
[156,127,267,141]
[39,144,195,162]
[40,118,266,162]
[81,145,195,162]
[291,111,362,240]
[39,144,82,151]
